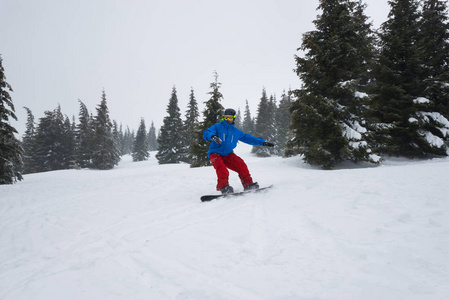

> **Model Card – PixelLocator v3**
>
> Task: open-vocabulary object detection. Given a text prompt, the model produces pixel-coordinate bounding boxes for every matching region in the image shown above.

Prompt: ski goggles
[223,115,236,121]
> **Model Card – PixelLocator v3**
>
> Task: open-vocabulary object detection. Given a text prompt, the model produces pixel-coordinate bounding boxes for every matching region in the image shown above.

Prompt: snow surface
[1,143,449,300]
[354,91,368,99]
[414,97,431,104]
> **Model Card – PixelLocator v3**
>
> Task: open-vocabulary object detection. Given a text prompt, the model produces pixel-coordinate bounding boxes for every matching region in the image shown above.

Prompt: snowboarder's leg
[223,153,254,188]
[210,153,230,191]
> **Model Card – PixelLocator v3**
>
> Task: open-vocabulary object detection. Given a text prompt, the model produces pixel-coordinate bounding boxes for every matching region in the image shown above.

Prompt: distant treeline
[17,76,291,174]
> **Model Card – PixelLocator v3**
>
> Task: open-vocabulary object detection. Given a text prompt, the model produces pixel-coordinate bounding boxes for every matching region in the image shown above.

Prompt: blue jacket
[203,121,265,157]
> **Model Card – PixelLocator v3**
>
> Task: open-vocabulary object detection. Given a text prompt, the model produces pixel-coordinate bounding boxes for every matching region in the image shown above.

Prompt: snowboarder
[203,108,274,195]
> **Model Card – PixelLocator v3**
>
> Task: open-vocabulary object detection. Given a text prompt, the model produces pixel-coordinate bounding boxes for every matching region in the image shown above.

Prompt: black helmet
[224,108,236,117]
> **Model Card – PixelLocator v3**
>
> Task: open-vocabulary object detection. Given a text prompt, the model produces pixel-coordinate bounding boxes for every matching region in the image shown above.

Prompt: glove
[211,135,222,145]
[263,141,275,147]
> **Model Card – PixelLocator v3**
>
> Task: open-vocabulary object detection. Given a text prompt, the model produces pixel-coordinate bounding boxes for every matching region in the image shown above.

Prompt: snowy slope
[1,143,448,300]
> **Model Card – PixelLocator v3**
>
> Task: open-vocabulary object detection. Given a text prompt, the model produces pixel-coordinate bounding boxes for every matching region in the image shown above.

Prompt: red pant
[210,153,254,191]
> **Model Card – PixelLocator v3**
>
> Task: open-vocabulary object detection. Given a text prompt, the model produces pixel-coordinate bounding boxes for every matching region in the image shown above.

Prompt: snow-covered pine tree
[132,118,149,161]
[75,100,94,168]
[148,121,158,151]
[121,126,134,155]
[276,90,293,155]
[61,115,76,169]
[33,106,67,172]
[190,71,224,168]
[415,0,449,147]
[420,0,449,114]
[183,88,200,163]
[22,106,38,174]
[156,86,185,164]
[252,89,277,157]
[288,0,377,169]
[118,124,130,156]
[112,120,121,157]
[268,95,278,151]
[118,124,124,154]
[241,100,255,135]
[33,111,52,172]
[234,108,242,128]
[91,90,121,169]
[0,55,23,184]
[369,0,447,157]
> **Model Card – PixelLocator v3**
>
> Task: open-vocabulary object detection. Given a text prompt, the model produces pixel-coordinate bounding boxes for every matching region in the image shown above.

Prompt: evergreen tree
[91,90,120,169]
[268,94,278,142]
[369,0,447,157]
[183,88,200,163]
[22,106,38,174]
[132,118,149,161]
[61,115,76,169]
[148,121,158,151]
[156,86,185,164]
[0,55,23,184]
[112,120,121,156]
[252,89,277,157]
[118,124,134,155]
[190,71,224,167]
[122,126,134,155]
[242,100,255,135]
[276,90,293,155]
[118,124,124,153]
[416,0,449,145]
[118,124,125,154]
[34,106,67,172]
[75,100,94,168]
[234,108,242,128]
[288,0,377,169]
[33,111,52,172]
[420,0,449,103]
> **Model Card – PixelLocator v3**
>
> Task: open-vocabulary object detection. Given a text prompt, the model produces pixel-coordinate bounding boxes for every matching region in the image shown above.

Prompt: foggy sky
[1,0,390,136]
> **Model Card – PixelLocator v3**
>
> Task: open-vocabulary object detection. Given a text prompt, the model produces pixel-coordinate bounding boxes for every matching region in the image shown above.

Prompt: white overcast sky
[1,0,390,135]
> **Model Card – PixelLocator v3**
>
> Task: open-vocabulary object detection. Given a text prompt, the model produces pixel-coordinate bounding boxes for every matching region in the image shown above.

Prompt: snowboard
[201,185,273,202]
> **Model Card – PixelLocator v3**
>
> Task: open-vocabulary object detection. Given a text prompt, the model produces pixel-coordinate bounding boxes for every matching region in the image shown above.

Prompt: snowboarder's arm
[238,131,265,146]
[238,130,275,147]
[203,123,219,141]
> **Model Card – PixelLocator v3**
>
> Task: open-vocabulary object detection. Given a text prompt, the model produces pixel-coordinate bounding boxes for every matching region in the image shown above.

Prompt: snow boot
[244,182,259,191]
[220,185,234,195]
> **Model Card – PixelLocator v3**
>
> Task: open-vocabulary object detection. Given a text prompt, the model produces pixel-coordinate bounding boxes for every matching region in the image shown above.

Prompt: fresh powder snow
[1,143,448,300]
